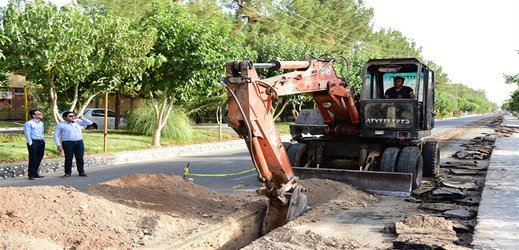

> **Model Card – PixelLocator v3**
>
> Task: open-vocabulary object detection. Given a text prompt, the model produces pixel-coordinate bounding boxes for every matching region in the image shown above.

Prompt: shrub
[126,105,193,141]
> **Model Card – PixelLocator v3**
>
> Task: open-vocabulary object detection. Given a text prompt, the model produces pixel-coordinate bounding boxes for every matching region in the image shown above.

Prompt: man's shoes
[28,176,35,180]
[34,175,45,178]
[62,174,71,178]
[79,173,88,177]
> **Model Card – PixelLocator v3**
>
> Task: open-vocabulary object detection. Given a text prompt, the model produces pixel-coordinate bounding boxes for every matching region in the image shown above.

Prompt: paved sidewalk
[473,114,519,249]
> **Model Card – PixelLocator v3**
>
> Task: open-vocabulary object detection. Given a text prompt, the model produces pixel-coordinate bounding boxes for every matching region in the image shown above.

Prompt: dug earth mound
[0,174,374,249]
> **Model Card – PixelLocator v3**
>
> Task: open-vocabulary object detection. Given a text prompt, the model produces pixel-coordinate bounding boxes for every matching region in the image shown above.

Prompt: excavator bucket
[292,167,413,197]
[262,184,308,235]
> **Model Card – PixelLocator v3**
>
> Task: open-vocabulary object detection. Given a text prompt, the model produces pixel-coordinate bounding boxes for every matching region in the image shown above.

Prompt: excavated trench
[172,209,265,250]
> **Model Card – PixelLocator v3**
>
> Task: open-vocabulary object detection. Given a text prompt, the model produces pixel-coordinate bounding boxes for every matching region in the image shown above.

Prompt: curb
[0,134,293,179]
[0,139,248,179]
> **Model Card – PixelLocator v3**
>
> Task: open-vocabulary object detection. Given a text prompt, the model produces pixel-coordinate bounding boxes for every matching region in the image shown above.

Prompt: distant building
[0,73,27,121]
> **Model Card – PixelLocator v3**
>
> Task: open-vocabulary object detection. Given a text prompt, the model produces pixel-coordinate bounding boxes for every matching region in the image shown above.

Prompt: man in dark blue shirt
[384,76,416,99]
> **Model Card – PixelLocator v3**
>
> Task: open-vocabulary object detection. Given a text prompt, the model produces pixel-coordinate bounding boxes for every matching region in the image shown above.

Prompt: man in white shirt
[53,111,93,178]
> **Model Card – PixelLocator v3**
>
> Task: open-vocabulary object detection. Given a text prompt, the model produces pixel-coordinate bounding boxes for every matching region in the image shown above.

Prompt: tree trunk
[115,92,121,129]
[216,107,222,140]
[77,91,101,117]
[68,83,79,112]
[48,74,62,124]
[149,89,175,148]
[273,98,289,121]
[49,86,60,124]
[151,117,162,147]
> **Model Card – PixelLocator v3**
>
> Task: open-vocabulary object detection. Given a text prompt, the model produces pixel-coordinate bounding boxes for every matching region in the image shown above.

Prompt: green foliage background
[0,0,511,144]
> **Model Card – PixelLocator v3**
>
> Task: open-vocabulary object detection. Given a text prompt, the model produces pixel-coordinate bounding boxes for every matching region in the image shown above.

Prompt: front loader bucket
[293,167,412,197]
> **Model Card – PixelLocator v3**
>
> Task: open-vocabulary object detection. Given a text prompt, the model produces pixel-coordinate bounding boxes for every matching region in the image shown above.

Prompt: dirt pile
[0,174,372,249]
[0,174,265,249]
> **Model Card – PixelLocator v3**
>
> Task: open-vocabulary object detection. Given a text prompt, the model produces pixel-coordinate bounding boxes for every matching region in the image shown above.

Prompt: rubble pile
[394,115,517,249]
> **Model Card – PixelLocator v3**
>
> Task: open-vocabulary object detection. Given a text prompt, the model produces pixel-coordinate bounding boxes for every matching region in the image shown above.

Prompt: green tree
[0,34,7,78]
[281,0,373,51]
[226,0,373,54]
[71,12,157,116]
[77,0,167,21]
[504,73,519,86]
[502,51,518,110]
[2,0,96,123]
[2,1,157,122]
[504,90,519,111]
[0,34,7,60]
[503,73,519,111]
[251,35,327,119]
[142,3,251,147]
[363,28,422,59]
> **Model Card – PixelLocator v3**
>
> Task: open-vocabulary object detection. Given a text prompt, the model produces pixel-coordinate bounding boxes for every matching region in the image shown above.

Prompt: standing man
[53,111,93,178]
[23,109,46,180]
[384,76,416,99]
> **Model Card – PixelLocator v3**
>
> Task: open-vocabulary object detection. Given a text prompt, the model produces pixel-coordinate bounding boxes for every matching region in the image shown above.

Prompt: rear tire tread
[286,143,308,167]
[423,140,440,177]
[396,146,423,190]
[380,147,401,172]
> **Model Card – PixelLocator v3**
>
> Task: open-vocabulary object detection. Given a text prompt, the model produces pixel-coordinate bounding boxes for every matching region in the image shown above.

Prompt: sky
[2,0,518,106]
[364,0,519,106]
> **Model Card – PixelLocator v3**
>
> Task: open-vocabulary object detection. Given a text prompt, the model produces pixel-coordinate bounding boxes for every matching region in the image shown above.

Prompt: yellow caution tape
[183,163,255,178]
[232,182,245,189]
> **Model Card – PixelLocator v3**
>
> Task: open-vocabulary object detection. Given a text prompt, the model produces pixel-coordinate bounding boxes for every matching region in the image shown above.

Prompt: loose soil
[1,115,514,249]
[0,174,373,249]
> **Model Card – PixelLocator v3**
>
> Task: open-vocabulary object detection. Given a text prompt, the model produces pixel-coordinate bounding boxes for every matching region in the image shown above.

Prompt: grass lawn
[0,121,23,128]
[0,122,292,164]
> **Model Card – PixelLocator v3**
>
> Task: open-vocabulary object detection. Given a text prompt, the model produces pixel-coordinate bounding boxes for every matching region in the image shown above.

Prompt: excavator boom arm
[222,58,360,232]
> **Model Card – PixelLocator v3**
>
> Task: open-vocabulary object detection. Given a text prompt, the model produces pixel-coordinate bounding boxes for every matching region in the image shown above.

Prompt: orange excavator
[221,55,439,232]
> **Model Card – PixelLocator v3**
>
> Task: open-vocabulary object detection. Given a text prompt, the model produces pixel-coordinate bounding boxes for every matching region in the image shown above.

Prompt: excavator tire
[380,147,401,172]
[422,140,440,177]
[282,142,293,152]
[286,143,308,168]
[396,146,423,189]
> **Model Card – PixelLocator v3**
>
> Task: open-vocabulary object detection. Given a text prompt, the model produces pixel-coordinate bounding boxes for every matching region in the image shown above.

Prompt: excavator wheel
[422,140,440,177]
[286,143,308,167]
[396,146,423,189]
[380,147,401,172]
[282,142,293,152]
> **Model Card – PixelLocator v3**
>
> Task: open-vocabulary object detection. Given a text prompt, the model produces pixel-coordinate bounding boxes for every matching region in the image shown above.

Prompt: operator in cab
[384,76,416,99]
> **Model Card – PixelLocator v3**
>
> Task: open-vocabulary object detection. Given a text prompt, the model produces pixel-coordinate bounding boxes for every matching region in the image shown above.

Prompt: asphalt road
[0,148,259,192]
[0,114,495,192]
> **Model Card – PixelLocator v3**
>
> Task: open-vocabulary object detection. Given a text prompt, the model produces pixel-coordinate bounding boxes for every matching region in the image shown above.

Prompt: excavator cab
[359,58,435,141]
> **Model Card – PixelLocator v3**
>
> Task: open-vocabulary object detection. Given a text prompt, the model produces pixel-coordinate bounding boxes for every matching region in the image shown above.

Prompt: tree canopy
[0,0,499,146]
[139,3,253,146]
